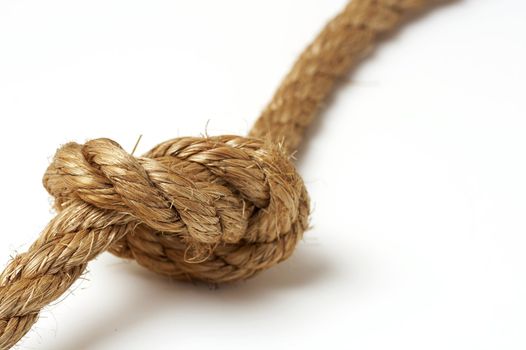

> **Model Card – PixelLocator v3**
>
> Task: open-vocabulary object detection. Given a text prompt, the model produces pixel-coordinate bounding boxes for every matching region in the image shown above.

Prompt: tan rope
[250,0,431,152]
[0,1,434,348]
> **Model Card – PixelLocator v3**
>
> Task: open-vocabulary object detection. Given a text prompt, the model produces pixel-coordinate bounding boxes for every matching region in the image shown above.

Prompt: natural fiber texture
[251,0,431,153]
[0,0,434,348]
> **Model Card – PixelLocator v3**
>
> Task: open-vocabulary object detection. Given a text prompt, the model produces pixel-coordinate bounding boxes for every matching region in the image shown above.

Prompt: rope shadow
[35,242,337,349]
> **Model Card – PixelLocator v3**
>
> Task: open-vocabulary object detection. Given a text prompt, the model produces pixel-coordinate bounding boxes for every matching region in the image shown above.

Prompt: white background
[1,0,525,349]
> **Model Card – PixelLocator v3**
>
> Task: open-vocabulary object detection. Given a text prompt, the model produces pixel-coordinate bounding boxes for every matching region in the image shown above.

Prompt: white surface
[1,0,526,349]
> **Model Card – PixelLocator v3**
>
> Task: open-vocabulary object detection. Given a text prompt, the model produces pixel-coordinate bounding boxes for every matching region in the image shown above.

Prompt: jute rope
[0,0,437,348]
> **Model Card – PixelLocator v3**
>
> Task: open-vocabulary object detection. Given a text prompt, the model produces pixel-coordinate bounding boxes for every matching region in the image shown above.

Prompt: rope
[250,0,430,152]
[0,1,433,348]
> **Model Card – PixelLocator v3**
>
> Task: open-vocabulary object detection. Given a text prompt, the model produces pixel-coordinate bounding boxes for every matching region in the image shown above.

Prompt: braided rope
[0,0,435,348]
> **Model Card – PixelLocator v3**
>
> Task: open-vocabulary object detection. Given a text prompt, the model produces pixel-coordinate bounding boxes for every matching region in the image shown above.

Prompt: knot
[43,135,310,282]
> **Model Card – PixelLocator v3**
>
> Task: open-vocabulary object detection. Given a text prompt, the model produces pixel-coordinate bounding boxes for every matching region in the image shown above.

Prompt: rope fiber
[0,0,436,348]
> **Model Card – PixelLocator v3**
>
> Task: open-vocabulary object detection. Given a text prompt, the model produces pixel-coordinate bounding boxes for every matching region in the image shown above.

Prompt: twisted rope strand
[0,0,437,348]
[0,201,134,349]
[250,0,429,152]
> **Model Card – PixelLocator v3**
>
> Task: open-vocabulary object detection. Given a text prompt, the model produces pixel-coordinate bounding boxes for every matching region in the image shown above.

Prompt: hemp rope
[0,0,437,348]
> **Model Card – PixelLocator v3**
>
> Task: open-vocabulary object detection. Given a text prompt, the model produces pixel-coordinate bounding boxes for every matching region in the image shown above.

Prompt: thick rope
[250,0,430,152]
[0,0,434,348]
